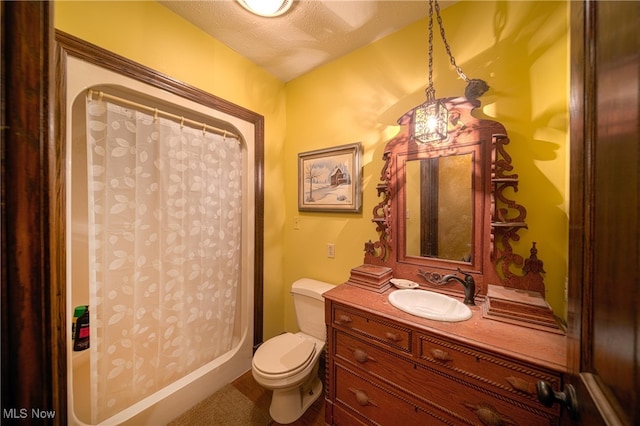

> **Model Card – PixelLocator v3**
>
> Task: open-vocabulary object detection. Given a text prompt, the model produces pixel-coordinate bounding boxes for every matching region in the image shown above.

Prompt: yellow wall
[57,0,569,339]
[284,0,569,328]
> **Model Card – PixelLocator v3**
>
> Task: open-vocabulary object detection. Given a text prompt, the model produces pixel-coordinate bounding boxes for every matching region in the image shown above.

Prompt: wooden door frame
[567,0,591,378]
[1,1,67,424]
[567,1,636,423]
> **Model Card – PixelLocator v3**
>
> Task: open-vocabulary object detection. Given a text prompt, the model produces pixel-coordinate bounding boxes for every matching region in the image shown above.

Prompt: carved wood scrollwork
[366,151,393,262]
[490,134,546,294]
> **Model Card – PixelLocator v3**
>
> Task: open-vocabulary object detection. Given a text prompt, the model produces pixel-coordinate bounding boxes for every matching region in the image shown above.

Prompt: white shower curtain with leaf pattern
[85,97,242,423]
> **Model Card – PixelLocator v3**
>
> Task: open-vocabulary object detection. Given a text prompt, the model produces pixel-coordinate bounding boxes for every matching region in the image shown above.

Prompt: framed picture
[298,142,362,212]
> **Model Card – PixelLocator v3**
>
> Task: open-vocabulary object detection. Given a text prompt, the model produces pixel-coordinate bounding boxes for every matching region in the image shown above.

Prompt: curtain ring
[153,108,158,121]
[180,117,185,128]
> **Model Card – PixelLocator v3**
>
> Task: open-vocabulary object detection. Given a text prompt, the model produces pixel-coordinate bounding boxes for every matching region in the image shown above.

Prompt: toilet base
[268,376,322,424]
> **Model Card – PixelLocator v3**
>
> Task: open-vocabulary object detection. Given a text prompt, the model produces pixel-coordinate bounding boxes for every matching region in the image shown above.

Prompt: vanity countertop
[324,283,567,374]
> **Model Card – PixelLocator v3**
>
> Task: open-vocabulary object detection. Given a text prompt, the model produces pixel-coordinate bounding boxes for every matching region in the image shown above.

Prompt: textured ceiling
[160,0,455,82]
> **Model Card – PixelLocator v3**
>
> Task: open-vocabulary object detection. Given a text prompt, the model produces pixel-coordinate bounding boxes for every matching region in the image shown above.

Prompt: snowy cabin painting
[298,142,362,212]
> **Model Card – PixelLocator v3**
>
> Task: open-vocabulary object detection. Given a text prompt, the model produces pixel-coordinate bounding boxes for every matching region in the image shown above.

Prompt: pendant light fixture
[410,0,489,144]
[236,0,294,17]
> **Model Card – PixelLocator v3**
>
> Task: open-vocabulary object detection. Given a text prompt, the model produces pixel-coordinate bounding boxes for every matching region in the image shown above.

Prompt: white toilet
[252,278,334,424]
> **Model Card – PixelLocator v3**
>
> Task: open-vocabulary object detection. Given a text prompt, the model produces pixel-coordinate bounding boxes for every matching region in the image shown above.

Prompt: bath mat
[168,384,272,426]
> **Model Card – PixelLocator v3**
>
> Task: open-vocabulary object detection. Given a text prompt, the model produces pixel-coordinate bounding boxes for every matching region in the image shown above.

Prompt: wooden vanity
[325,97,568,425]
[323,283,566,425]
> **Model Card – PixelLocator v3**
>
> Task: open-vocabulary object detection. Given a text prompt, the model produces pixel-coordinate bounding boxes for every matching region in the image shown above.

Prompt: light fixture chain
[426,0,436,101]
[434,0,469,82]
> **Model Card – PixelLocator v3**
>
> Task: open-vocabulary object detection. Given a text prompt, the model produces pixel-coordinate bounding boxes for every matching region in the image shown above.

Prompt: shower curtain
[85,96,242,423]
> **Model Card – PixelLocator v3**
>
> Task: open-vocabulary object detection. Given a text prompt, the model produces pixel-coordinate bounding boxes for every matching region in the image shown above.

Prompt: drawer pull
[350,388,378,407]
[384,331,401,342]
[353,348,376,363]
[337,314,353,324]
[506,376,536,394]
[464,402,514,426]
[429,348,451,362]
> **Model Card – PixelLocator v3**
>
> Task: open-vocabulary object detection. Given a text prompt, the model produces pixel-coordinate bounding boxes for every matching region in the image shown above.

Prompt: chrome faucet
[441,269,476,305]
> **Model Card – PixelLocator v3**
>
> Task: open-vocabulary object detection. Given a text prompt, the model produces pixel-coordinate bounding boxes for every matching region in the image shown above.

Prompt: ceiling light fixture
[236,0,294,17]
[409,0,489,144]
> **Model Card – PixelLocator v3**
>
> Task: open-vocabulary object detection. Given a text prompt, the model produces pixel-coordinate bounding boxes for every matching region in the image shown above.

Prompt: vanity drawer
[334,330,416,388]
[334,364,458,426]
[409,362,558,425]
[417,333,562,412]
[332,305,411,353]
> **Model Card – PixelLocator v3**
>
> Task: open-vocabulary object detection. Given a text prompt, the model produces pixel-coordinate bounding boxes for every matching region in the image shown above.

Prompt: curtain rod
[87,89,240,140]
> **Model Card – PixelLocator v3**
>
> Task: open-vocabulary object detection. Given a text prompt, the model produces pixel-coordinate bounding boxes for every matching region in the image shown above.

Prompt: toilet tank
[291,278,335,341]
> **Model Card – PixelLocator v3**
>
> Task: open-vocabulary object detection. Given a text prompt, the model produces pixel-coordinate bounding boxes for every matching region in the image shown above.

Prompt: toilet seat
[253,333,316,379]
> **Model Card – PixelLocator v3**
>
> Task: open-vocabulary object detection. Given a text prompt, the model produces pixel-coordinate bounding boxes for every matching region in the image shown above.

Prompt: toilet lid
[253,333,316,376]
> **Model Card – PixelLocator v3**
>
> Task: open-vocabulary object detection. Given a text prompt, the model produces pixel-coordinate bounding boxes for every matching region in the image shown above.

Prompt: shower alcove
[58,32,264,425]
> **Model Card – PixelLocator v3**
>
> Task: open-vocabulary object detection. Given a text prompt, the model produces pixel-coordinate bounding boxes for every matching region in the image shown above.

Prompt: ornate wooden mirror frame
[353,97,560,332]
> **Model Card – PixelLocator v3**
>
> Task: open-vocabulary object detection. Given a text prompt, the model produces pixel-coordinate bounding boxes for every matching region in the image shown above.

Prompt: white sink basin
[388,289,472,322]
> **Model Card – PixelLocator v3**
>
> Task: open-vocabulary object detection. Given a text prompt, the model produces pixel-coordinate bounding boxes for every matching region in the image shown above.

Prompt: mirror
[405,154,473,262]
